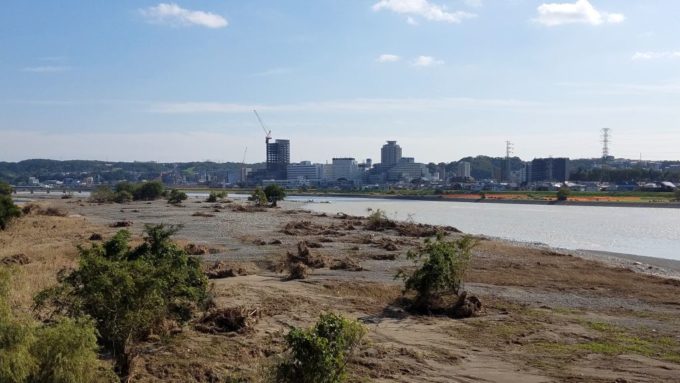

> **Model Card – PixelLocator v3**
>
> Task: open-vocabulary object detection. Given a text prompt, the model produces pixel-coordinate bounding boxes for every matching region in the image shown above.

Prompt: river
[289,196,680,261]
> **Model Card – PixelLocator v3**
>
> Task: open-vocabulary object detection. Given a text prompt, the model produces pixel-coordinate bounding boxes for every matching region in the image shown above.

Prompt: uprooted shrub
[275,313,367,383]
[365,209,396,231]
[34,224,208,373]
[195,306,260,334]
[0,269,115,383]
[396,235,479,316]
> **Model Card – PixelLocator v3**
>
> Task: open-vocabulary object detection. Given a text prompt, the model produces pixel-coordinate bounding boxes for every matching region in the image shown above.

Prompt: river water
[290,196,680,261]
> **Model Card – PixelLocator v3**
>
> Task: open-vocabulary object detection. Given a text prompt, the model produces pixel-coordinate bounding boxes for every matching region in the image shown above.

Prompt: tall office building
[380,141,402,167]
[332,158,359,181]
[457,161,471,178]
[266,139,290,179]
[530,158,569,182]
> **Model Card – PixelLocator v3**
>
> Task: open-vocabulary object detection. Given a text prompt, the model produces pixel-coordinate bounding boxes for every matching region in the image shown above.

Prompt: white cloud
[632,51,680,61]
[21,66,71,73]
[377,54,401,63]
[412,55,443,67]
[140,3,228,29]
[535,0,624,26]
[372,0,476,24]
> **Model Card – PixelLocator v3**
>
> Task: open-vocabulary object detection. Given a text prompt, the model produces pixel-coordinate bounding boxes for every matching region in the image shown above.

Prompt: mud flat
[3,195,680,382]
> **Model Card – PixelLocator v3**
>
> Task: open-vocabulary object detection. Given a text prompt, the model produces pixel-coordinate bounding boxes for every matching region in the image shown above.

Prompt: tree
[264,184,286,207]
[133,181,164,201]
[249,187,268,206]
[35,225,208,371]
[397,235,477,311]
[167,189,187,205]
[276,313,366,383]
[556,186,570,201]
[0,182,20,230]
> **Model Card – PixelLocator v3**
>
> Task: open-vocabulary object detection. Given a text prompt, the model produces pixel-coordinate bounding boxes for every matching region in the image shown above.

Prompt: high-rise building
[381,141,402,167]
[530,158,569,182]
[457,161,471,178]
[332,158,359,181]
[266,139,290,179]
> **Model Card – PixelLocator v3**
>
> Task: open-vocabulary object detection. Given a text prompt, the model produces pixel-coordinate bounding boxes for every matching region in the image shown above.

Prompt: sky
[1,0,679,163]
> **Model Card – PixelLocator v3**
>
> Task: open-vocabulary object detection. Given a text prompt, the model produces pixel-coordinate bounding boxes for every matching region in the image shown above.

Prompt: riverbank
[3,195,679,382]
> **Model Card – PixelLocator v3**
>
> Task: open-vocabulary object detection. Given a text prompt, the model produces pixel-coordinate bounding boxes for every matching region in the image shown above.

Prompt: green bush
[89,186,115,203]
[365,209,395,231]
[1,270,114,383]
[206,191,227,203]
[132,181,164,201]
[276,313,366,383]
[674,188,680,202]
[0,182,12,196]
[35,224,208,365]
[264,184,286,207]
[113,190,133,203]
[167,189,188,204]
[0,269,36,383]
[556,187,570,201]
[31,317,105,383]
[397,235,477,311]
[0,195,21,231]
[249,187,268,206]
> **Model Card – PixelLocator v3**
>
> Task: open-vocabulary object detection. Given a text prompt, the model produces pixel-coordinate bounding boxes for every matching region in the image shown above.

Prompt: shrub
[365,209,395,231]
[264,184,286,207]
[132,181,164,201]
[0,269,36,383]
[113,190,133,203]
[31,317,106,383]
[0,182,12,196]
[167,189,188,205]
[89,186,115,203]
[206,191,227,203]
[276,313,366,383]
[397,235,477,311]
[675,188,680,202]
[556,187,570,201]
[0,194,21,231]
[249,187,268,206]
[35,224,208,367]
[0,270,114,383]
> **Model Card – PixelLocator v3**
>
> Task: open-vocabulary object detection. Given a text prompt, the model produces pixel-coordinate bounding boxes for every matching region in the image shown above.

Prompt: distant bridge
[10,185,93,194]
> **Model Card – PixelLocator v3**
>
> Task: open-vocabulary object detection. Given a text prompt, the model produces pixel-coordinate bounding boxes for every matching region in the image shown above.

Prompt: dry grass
[0,214,110,312]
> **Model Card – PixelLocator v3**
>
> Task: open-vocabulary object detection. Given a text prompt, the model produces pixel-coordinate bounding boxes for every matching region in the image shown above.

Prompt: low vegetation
[397,235,478,314]
[556,186,570,201]
[206,190,228,203]
[365,209,396,231]
[90,181,165,203]
[0,269,115,383]
[167,189,188,205]
[34,224,208,374]
[249,187,268,206]
[275,313,366,383]
[264,184,286,207]
[0,182,21,230]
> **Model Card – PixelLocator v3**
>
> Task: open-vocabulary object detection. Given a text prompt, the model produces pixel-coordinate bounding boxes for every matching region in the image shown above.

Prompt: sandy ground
[2,195,680,382]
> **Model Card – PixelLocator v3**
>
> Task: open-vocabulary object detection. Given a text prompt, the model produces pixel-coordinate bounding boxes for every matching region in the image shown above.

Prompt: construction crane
[253,109,272,145]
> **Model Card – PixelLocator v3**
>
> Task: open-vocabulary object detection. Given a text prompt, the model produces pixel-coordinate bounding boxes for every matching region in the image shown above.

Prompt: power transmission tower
[600,128,611,182]
[505,140,513,182]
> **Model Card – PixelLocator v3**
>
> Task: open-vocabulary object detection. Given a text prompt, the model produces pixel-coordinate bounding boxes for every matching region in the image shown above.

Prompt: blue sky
[1,0,679,163]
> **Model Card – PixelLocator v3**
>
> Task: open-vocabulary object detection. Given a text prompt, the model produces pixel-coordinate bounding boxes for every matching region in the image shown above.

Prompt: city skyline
[2,1,680,162]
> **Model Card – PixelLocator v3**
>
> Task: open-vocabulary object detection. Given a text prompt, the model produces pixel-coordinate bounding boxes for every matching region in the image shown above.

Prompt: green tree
[397,235,477,311]
[89,186,115,203]
[276,313,366,383]
[556,186,570,201]
[264,184,286,207]
[132,181,164,201]
[0,182,21,230]
[0,269,36,383]
[35,225,207,369]
[167,189,187,204]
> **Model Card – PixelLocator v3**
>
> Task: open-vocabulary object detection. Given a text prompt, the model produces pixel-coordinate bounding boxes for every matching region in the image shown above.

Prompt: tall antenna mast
[505,140,513,182]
